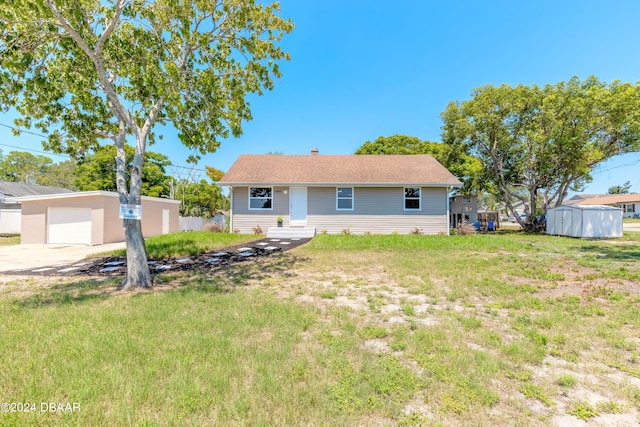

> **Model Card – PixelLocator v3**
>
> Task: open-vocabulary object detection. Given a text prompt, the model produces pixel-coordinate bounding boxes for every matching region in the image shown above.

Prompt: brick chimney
[311,148,319,155]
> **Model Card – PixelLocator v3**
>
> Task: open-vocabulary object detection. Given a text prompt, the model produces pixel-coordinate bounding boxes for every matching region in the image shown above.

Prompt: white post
[229,186,233,232]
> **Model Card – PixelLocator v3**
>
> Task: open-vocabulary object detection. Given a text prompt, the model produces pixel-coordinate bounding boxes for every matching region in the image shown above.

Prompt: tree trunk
[119,219,153,290]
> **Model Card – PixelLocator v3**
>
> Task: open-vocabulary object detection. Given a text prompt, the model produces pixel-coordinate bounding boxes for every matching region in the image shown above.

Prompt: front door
[290,187,307,225]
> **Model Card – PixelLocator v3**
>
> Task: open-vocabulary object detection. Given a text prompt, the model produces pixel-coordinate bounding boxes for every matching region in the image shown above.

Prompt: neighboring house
[563,194,602,205]
[16,191,180,245]
[449,195,478,227]
[218,151,462,235]
[0,181,73,234]
[496,199,527,221]
[567,194,640,218]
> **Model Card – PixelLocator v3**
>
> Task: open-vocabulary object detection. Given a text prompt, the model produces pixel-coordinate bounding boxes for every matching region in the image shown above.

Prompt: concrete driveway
[624,223,640,232]
[0,242,126,272]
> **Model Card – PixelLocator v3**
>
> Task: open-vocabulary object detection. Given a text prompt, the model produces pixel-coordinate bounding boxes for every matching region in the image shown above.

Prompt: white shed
[547,205,623,238]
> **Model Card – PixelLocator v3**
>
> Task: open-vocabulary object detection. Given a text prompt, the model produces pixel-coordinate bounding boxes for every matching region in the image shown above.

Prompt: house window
[404,188,421,210]
[625,204,636,213]
[249,187,272,210]
[462,197,471,204]
[336,187,353,210]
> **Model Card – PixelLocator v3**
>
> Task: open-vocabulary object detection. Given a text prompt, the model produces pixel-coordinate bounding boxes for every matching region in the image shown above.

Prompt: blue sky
[1,0,640,194]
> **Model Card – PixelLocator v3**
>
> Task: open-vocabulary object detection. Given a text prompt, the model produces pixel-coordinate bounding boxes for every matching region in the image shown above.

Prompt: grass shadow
[577,242,640,262]
[15,277,120,309]
[165,252,308,295]
[11,247,310,308]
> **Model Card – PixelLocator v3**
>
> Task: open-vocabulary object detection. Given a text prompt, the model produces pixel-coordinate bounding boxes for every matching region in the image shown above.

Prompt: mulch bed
[3,238,312,277]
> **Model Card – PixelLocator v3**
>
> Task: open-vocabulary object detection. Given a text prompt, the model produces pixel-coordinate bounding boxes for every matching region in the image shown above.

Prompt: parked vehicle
[510,213,527,222]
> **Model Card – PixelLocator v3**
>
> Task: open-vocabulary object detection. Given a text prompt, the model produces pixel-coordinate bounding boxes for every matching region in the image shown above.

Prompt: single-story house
[16,190,180,245]
[567,193,640,218]
[218,151,463,235]
[0,181,73,234]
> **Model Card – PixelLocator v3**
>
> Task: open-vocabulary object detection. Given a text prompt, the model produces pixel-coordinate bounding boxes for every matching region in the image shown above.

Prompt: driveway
[0,242,126,272]
[624,223,640,232]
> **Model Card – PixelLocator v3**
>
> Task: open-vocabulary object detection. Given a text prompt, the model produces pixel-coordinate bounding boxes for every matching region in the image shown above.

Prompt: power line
[0,122,51,138]
[0,142,71,159]
[0,121,210,174]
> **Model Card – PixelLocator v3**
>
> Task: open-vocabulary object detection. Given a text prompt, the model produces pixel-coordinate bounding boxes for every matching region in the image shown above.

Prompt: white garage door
[48,208,92,245]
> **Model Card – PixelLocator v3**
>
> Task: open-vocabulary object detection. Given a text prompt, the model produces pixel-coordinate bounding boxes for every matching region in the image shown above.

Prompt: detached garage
[546,205,623,238]
[17,191,180,245]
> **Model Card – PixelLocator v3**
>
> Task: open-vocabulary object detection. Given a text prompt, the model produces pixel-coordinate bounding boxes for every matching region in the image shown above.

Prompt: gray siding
[308,186,448,234]
[231,186,290,233]
[308,187,446,215]
[231,185,450,234]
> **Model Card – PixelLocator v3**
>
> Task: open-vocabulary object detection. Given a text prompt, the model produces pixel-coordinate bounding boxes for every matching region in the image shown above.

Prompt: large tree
[608,181,632,195]
[0,151,54,184]
[0,150,77,189]
[75,145,171,197]
[441,76,640,231]
[37,159,78,189]
[176,178,229,218]
[0,1,292,288]
[355,135,485,193]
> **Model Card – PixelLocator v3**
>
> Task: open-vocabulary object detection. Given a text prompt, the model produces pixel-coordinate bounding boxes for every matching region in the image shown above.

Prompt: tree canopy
[441,76,640,231]
[0,150,77,189]
[0,1,293,288]
[608,181,632,194]
[355,135,485,193]
[75,145,171,197]
[176,179,229,218]
[0,150,53,184]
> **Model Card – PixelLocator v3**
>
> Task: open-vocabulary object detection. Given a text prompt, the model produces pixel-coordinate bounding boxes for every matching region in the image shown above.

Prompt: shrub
[203,222,224,233]
[320,229,328,235]
[455,220,476,235]
[410,227,423,235]
[341,226,352,235]
[252,225,264,235]
[232,228,240,234]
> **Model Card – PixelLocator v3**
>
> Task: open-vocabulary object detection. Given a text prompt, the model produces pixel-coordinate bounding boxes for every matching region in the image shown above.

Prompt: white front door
[290,187,307,225]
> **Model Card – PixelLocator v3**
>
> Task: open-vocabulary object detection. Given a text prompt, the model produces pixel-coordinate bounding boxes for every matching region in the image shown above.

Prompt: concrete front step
[267,227,316,239]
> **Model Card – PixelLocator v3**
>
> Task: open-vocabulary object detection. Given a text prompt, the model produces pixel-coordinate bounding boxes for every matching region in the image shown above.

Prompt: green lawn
[1,231,639,426]
[103,230,260,258]
[0,234,20,246]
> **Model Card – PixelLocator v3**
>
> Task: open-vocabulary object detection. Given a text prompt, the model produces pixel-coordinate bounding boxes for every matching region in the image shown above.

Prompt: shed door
[290,187,307,225]
[48,208,92,245]
[561,210,572,237]
[162,209,170,234]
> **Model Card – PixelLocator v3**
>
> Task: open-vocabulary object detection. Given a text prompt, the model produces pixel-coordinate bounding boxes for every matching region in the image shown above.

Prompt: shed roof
[218,154,463,187]
[14,190,180,204]
[550,204,622,211]
[0,180,73,199]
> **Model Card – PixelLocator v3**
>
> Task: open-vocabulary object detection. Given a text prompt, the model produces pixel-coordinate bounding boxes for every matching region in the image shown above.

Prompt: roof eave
[219,181,463,187]
[14,190,181,204]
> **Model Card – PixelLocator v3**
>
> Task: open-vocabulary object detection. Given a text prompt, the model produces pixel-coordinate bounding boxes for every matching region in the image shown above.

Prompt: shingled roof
[0,180,73,200]
[218,154,462,187]
[573,193,640,205]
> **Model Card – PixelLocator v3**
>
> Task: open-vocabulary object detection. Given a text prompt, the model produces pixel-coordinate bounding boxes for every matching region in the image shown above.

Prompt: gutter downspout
[446,186,451,235]
[229,186,233,232]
